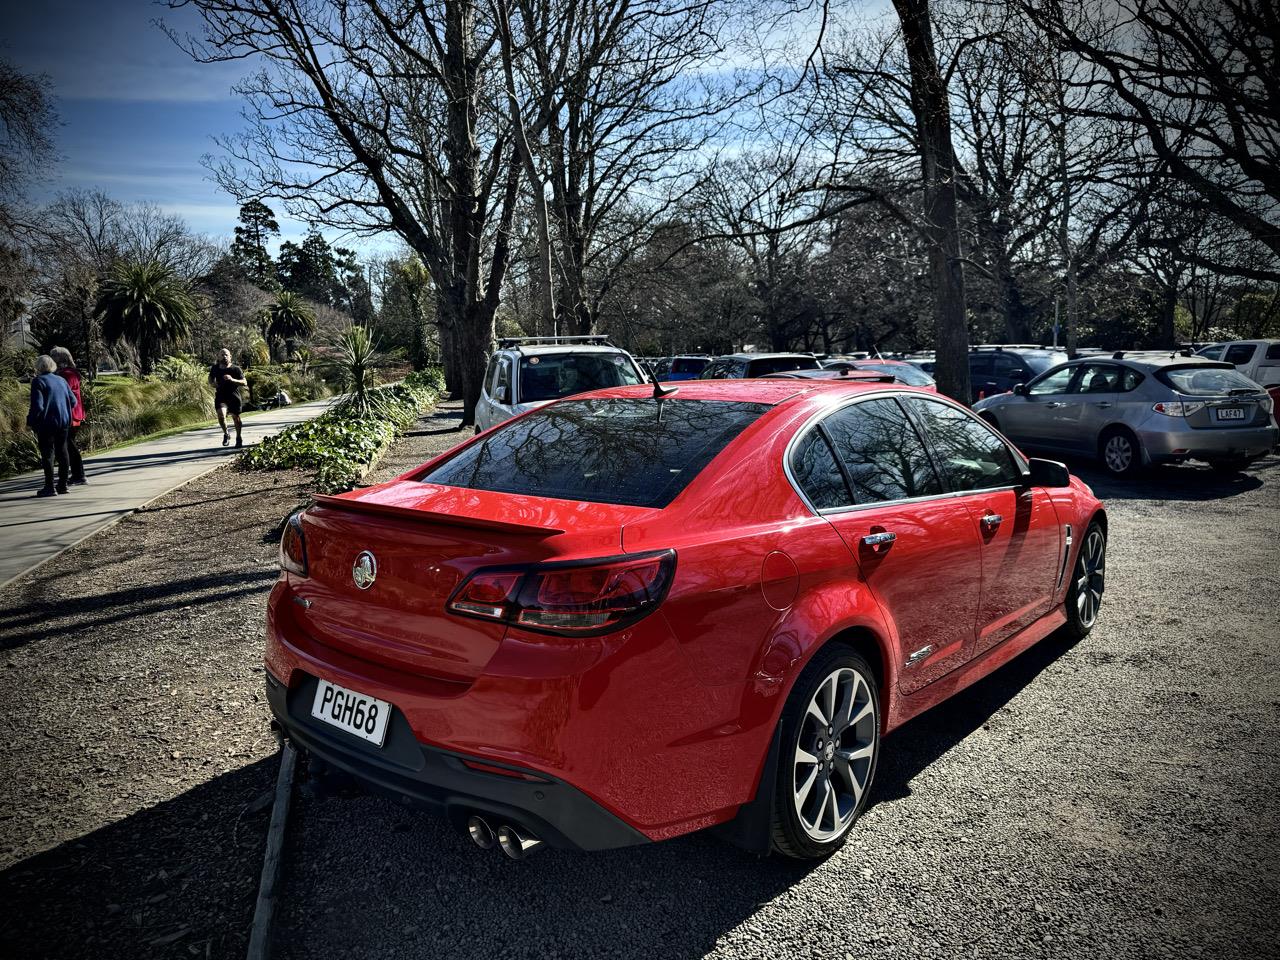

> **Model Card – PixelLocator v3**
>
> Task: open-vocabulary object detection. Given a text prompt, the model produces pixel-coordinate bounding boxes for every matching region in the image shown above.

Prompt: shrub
[85,376,216,450]
[0,378,39,478]
[240,368,442,492]
[151,355,208,383]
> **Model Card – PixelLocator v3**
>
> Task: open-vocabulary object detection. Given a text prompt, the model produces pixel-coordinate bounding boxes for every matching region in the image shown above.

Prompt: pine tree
[230,200,280,288]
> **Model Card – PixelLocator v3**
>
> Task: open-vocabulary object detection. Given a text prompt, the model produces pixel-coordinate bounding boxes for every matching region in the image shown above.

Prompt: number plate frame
[310,679,393,746]
[1215,407,1247,421]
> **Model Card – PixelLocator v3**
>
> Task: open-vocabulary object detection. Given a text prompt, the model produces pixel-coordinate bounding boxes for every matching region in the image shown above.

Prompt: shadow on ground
[0,758,276,960]
[273,626,1082,960]
[1064,450,1275,502]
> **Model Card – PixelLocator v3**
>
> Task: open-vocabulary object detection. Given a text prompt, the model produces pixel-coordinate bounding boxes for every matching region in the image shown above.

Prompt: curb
[246,744,298,960]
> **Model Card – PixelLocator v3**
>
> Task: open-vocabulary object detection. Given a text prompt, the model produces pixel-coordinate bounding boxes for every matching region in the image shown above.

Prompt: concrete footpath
[0,398,334,589]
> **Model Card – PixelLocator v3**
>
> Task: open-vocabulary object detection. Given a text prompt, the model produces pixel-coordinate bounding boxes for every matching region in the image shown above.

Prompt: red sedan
[265,379,1106,859]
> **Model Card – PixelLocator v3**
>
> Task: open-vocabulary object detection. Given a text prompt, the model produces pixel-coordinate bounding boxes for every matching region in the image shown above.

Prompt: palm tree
[95,261,198,375]
[329,325,383,414]
[264,291,317,362]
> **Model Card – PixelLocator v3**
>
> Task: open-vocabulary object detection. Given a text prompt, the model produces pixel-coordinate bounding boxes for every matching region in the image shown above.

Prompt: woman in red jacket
[50,346,87,485]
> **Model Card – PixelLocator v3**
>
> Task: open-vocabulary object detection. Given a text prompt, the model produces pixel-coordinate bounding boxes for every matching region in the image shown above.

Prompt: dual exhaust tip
[466,815,543,859]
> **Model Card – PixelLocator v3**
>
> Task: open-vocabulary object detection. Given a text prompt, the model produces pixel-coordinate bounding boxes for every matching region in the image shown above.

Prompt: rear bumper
[266,670,648,851]
[1138,423,1277,462]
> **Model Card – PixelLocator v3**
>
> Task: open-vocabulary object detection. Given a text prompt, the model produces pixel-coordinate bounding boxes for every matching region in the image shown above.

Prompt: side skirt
[887,608,1067,732]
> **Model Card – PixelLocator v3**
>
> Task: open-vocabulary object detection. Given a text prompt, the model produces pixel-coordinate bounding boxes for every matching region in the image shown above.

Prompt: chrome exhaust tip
[496,824,544,859]
[466,816,495,849]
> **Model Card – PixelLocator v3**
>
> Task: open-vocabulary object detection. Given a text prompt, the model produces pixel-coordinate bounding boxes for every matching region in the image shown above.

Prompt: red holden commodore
[265,379,1106,859]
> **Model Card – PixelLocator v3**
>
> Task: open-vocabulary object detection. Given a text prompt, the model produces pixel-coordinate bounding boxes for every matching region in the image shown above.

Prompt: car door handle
[1094,401,1113,408]
[981,514,1004,528]
[861,531,896,547]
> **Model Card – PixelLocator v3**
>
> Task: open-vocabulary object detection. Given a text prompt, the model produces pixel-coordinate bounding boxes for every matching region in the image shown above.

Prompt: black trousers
[37,427,69,492]
[67,425,85,481]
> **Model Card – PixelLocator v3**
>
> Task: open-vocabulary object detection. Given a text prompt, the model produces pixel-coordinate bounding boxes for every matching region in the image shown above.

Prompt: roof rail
[497,335,615,349]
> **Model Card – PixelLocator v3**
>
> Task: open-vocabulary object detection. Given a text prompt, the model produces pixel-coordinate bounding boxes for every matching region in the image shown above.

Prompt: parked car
[763,369,896,383]
[699,353,821,379]
[1195,339,1280,388]
[663,355,712,381]
[974,353,1277,476]
[266,378,1106,860]
[969,347,1068,401]
[475,336,645,431]
[825,359,939,392]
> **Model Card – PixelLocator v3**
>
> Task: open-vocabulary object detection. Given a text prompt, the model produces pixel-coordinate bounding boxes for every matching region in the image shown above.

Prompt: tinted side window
[993,354,1026,378]
[790,429,850,510]
[1071,363,1120,394]
[1266,344,1280,360]
[823,398,943,503]
[423,399,769,508]
[905,398,1023,492]
[1198,345,1225,361]
[970,355,995,376]
[1029,366,1075,395]
[1119,368,1144,392]
[1224,344,1257,365]
[484,355,500,394]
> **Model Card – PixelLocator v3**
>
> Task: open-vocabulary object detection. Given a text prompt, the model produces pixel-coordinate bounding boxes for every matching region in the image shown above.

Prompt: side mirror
[497,385,512,406]
[1026,457,1071,488]
[1012,383,1028,396]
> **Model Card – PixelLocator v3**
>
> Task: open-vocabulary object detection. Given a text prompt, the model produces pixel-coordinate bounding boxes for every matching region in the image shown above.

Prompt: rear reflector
[460,759,548,781]
[447,550,676,637]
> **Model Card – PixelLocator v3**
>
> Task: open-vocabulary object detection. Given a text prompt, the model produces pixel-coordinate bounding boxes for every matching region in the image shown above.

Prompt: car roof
[500,344,631,356]
[720,352,818,361]
[556,378,913,406]
[1068,353,1234,371]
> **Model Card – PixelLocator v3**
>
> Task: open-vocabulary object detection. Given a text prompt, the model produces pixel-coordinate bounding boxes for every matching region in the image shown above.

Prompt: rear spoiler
[313,493,565,537]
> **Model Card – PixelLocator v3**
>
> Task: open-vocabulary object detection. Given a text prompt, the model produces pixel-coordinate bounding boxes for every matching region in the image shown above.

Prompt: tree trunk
[893,0,971,402]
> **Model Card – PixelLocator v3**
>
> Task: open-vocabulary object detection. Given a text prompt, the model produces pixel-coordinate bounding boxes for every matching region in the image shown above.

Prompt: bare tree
[1025,0,1280,276]
[167,0,523,424]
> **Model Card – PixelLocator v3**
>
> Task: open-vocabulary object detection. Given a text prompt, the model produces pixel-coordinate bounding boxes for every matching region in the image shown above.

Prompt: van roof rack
[497,335,615,349]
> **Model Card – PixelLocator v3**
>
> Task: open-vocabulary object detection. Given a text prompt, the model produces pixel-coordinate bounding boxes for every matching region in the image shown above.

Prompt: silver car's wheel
[792,667,877,842]
[1075,525,1106,628]
[1100,435,1131,476]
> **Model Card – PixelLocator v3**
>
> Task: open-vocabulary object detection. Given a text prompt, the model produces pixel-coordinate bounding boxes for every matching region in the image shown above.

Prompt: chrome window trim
[782,390,1031,518]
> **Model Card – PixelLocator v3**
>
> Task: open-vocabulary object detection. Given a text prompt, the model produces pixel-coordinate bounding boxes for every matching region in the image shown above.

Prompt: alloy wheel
[792,667,877,842]
[1075,527,1106,628]
[1103,434,1133,474]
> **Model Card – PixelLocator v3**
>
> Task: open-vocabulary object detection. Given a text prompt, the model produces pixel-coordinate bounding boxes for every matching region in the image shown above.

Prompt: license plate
[1216,407,1246,421]
[311,679,392,746]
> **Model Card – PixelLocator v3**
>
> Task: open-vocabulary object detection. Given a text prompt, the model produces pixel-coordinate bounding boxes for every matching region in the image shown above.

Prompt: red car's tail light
[279,510,308,576]
[447,550,676,636]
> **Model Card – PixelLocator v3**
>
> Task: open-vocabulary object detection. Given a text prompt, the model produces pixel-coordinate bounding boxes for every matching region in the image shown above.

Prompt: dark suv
[699,353,821,379]
[969,347,1067,401]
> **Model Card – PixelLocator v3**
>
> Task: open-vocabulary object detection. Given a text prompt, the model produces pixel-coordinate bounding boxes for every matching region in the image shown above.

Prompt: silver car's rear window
[1158,365,1261,396]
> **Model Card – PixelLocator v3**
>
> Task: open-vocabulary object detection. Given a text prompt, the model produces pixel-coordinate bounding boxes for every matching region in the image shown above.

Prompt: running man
[208,348,248,447]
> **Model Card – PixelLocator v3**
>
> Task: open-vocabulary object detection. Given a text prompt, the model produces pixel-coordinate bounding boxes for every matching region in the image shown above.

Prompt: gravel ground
[272,453,1280,960]
[0,401,464,959]
[0,408,1275,959]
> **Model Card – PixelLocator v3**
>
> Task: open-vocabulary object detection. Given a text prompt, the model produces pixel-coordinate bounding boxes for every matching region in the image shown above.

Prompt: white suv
[475,336,647,431]
[1196,340,1280,388]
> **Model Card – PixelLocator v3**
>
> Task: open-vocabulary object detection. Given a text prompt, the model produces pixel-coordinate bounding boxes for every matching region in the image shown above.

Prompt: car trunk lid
[289,480,657,682]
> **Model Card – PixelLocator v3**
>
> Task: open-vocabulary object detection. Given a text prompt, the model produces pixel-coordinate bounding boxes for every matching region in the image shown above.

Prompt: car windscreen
[1158,364,1263,396]
[671,357,709,374]
[1025,352,1068,374]
[422,398,770,508]
[517,353,643,403]
[747,356,820,376]
[858,362,934,386]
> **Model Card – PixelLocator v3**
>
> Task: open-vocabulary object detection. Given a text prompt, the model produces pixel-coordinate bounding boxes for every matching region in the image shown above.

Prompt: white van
[1196,340,1280,387]
[475,336,647,432]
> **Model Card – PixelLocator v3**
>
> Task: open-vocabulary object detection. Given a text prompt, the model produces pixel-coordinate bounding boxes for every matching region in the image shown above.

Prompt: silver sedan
[973,354,1277,477]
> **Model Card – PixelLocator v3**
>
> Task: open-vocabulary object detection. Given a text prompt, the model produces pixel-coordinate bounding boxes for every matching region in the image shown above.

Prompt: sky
[2,0,323,250]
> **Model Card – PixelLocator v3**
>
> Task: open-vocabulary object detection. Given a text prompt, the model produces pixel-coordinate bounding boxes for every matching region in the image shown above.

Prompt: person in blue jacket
[27,354,77,497]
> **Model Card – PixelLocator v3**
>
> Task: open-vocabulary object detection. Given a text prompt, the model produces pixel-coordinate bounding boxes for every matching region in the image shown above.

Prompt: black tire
[770,645,880,860]
[1063,521,1106,641]
[1098,427,1142,478]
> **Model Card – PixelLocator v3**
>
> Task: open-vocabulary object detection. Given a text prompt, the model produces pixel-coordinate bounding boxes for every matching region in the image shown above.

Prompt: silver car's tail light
[1152,400,1205,417]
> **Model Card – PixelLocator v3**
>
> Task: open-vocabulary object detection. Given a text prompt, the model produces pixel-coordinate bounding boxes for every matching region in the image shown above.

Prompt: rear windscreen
[748,356,820,376]
[1158,365,1262,395]
[671,357,709,374]
[422,398,770,507]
